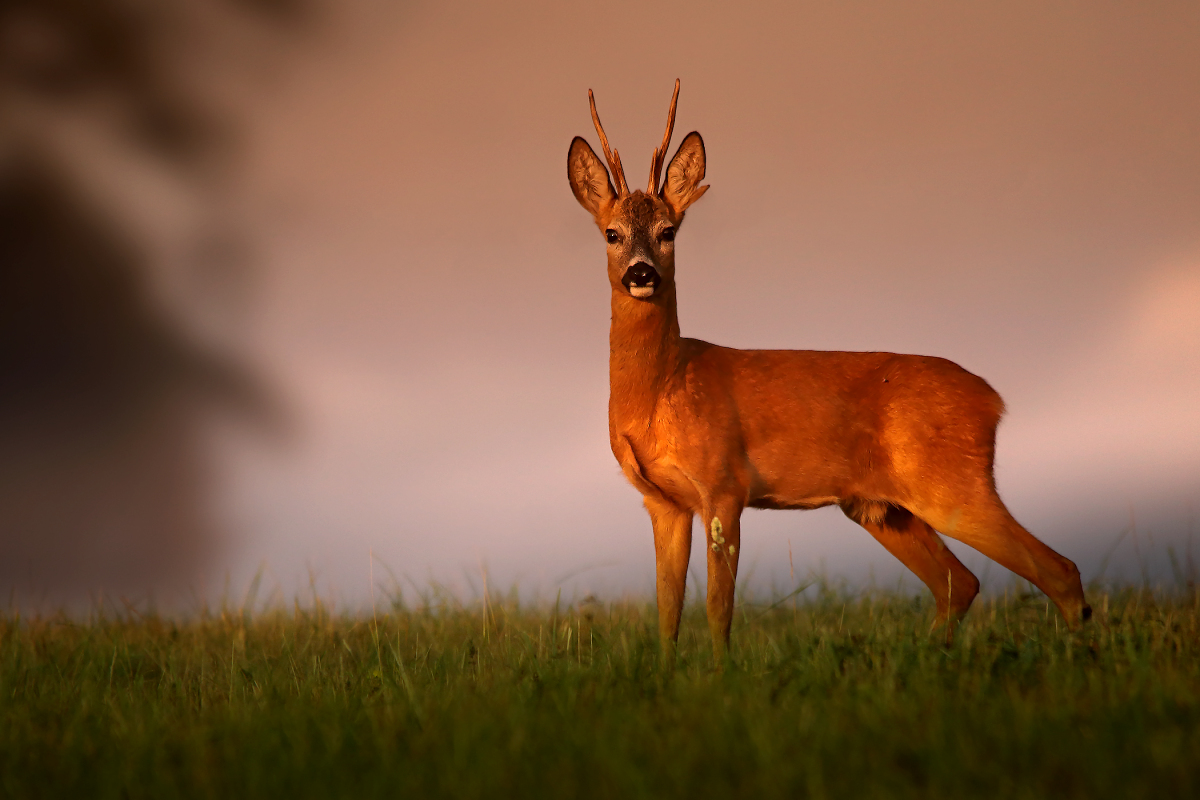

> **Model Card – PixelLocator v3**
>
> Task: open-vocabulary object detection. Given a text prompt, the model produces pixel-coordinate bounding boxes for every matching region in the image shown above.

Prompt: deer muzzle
[622,262,661,299]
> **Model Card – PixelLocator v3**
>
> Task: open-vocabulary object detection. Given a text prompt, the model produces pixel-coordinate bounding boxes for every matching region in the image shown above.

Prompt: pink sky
[196,0,1200,606]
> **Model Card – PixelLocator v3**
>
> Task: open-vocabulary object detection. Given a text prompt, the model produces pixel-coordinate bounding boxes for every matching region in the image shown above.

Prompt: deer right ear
[568,136,617,221]
[662,131,708,218]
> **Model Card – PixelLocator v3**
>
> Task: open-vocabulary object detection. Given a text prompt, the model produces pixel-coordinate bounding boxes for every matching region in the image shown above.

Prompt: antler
[648,79,680,194]
[588,89,629,197]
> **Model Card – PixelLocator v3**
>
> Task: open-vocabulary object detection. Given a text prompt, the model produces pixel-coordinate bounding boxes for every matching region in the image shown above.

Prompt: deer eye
[659,227,676,243]
[605,229,620,244]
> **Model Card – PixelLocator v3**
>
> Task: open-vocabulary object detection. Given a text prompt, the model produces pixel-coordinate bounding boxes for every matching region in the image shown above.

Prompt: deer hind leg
[917,492,1091,627]
[645,495,693,664]
[842,501,979,630]
[702,496,743,662]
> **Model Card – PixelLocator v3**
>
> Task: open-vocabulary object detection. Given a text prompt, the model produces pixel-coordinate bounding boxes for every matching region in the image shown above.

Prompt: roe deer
[567,80,1090,661]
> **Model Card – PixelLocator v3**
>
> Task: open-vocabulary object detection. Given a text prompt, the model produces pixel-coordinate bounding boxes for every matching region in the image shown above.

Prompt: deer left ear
[662,132,708,218]
[568,136,617,221]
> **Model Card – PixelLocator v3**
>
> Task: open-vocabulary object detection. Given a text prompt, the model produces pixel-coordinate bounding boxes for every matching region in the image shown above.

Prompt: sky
[27,0,1199,610]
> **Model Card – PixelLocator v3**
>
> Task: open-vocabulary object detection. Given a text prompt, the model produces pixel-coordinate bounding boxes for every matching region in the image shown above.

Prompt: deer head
[567,80,709,300]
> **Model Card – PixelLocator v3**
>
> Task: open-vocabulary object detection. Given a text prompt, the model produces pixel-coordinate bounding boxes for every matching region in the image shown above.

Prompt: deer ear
[568,136,617,220]
[662,131,708,218]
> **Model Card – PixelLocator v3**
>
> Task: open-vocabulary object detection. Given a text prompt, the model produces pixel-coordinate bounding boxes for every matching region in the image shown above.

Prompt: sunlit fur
[567,88,1089,662]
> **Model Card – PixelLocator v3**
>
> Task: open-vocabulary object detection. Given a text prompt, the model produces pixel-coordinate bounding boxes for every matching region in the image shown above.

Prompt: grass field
[3,586,1199,799]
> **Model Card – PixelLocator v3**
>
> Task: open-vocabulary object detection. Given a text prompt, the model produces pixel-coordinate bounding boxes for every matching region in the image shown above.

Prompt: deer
[567,80,1091,663]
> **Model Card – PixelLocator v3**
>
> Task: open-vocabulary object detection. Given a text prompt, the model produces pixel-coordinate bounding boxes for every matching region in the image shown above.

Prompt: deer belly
[746,454,846,511]
[747,493,841,511]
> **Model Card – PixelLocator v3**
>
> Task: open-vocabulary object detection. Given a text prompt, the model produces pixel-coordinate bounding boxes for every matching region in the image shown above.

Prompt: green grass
[3,588,1200,799]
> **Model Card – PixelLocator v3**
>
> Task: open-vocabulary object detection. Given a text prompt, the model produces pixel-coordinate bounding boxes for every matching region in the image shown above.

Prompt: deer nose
[621,263,661,297]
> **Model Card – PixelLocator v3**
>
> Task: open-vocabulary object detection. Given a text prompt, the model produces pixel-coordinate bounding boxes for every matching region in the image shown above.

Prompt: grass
[2,587,1200,799]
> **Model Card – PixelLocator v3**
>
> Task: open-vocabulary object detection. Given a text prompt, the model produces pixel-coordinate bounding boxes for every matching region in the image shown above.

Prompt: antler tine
[589,89,629,196]
[648,79,680,194]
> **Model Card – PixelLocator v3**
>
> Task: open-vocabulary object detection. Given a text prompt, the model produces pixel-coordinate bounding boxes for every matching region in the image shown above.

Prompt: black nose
[621,263,661,290]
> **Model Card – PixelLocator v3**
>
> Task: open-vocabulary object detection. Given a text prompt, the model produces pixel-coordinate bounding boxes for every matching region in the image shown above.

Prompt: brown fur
[568,86,1090,661]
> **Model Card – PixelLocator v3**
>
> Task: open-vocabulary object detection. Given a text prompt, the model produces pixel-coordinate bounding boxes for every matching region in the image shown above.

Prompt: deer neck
[609,286,682,428]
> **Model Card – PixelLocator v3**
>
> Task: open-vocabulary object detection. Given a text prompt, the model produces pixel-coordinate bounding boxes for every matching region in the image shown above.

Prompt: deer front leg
[646,496,693,666]
[703,498,743,662]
